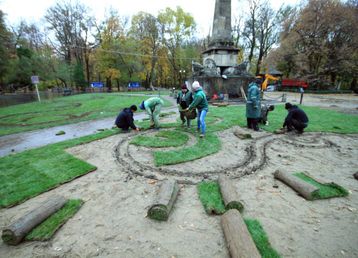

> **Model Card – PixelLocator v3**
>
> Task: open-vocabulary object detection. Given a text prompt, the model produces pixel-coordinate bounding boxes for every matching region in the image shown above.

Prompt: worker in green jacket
[139,97,164,129]
[246,78,261,131]
[187,81,208,138]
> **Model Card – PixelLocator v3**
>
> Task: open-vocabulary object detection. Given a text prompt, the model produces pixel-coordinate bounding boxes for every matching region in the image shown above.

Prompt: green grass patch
[293,172,349,199]
[245,219,281,258]
[25,199,83,241]
[130,130,189,148]
[154,133,221,166]
[0,129,118,208]
[0,93,171,136]
[197,181,226,215]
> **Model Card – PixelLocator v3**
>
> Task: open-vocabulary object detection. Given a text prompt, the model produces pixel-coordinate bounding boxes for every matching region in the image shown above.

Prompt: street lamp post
[179,69,186,86]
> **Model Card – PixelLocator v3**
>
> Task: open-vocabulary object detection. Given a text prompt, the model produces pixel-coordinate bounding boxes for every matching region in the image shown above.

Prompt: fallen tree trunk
[274,170,319,200]
[218,175,244,212]
[221,209,261,258]
[2,195,67,245]
[147,179,179,221]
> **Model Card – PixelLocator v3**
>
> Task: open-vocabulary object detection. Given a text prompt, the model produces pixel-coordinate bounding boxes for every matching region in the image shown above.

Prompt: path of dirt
[0,93,357,258]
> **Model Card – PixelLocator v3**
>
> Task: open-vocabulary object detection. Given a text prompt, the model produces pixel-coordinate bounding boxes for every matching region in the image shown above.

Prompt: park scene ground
[0,91,357,258]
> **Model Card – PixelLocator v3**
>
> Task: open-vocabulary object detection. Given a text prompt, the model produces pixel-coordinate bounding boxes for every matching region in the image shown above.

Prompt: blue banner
[91,82,104,88]
[128,82,141,88]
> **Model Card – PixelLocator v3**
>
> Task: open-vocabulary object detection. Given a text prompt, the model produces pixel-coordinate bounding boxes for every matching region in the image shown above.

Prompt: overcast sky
[0,0,300,36]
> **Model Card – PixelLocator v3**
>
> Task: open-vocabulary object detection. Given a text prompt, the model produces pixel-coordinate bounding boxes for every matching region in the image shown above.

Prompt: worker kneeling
[115,105,140,132]
[282,102,309,134]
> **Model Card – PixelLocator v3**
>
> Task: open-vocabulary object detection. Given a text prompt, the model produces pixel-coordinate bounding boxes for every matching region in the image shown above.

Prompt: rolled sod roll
[147,179,179,221]
[218,175,244,212]
[221,209,261,258]
[2,195,67,245]
[274,170,319,200]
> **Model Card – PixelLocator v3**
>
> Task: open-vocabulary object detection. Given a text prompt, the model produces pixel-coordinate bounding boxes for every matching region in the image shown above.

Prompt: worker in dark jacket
[283,102,309,134]
[177,84,195,127]
[115,105,140,132]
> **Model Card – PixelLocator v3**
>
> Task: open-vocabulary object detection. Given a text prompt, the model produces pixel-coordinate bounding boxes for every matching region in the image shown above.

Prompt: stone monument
[191,0,253,98]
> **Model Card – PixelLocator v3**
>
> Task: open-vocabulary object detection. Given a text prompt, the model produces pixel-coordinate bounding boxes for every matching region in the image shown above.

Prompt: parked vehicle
[281,79,308,89]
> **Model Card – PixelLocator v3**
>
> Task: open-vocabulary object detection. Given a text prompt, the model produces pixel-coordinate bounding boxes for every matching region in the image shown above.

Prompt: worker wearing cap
[139,97,164,129]
[177,84,194,127]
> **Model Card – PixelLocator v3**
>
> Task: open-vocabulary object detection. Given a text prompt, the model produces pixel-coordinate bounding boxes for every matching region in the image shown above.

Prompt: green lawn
[0,129,118,208]
[0,93,172,136]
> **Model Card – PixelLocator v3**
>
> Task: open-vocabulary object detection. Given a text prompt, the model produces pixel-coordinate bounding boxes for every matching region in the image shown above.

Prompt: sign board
[31,76,39,84]
[128,82,140,88]
[91,82,104,88]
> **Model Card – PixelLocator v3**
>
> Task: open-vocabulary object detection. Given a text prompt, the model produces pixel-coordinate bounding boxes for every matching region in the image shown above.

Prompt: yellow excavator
[257,74,280,91]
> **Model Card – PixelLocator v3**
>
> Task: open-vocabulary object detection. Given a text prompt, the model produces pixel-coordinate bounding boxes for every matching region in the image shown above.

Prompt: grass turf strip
[154,133,221,166]
[293,172,349,199]
[197,182,280,257]
[245,219,281,258]
[0,129,118,208]
[197,181,226,215]
[25,199,83,241]
[130,130,189,148]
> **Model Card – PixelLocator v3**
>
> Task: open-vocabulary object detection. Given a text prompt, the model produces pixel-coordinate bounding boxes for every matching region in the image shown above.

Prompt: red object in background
[281,79,308,88]
[212,93,219,100]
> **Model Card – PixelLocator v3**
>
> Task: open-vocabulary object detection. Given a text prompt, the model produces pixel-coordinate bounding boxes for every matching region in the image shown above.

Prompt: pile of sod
[0,129,118,208]
[293,172,349,200]
[198,182,280,257]
[25,199,83,241]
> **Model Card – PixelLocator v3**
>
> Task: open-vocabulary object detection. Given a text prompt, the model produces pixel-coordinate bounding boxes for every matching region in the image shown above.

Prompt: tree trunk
[2,196,67,245]
[221,209,261,258]
[218,175,244,212]
[274,170,319,200]
[147,179,179,221]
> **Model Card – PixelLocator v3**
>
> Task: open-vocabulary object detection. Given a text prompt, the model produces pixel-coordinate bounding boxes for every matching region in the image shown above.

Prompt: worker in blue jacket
[115,105,140,132]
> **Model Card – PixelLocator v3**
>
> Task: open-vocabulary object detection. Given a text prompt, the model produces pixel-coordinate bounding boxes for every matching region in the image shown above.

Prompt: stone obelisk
[203,0,239,70]
[210,0,233,47]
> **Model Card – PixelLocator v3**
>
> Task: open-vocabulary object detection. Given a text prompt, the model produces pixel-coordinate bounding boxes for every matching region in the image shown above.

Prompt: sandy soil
[1,93,358,258]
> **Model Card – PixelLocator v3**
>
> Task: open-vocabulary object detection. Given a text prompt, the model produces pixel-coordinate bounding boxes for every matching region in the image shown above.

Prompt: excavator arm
[262,74,279,90]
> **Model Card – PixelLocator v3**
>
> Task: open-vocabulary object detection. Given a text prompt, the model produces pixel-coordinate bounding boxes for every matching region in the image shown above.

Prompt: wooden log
[274,170,319,200]
[221,209,261,258]
[2,195,67,245]
[218,175,244,212]
[147,179,179,221]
